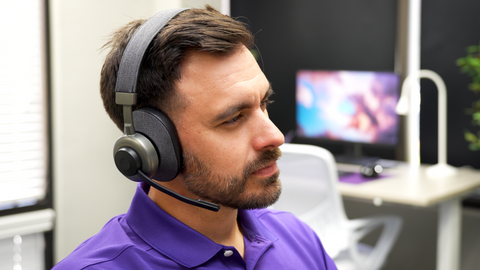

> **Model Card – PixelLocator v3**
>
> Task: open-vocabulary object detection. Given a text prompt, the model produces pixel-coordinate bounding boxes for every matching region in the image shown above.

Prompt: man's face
[173,46,285,209]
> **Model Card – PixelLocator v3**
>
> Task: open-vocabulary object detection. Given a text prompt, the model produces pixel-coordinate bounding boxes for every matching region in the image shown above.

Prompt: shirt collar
[124,183,277,268]
[238,209,278,244]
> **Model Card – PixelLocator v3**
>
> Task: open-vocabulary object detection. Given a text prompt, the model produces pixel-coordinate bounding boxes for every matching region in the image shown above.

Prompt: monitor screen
[296,70,400,145]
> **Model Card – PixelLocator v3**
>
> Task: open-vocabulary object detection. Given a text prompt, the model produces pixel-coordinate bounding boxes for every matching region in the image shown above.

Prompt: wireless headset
[113,8,220,212]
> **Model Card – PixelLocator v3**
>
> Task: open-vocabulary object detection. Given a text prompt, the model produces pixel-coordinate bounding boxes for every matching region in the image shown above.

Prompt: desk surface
[336,163,480,207]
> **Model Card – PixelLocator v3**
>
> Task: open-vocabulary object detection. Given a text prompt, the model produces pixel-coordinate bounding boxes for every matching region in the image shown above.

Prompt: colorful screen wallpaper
[296,70,400,145]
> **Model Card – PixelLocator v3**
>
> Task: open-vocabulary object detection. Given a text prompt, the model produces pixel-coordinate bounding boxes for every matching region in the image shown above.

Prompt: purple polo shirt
[53,183,337,269]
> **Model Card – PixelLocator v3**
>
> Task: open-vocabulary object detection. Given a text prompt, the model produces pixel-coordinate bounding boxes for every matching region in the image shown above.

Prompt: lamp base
[426,163,458,178]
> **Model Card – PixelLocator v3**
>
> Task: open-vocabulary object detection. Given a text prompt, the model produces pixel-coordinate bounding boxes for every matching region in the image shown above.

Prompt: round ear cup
[132,107,182,182]
[113,132,159,181]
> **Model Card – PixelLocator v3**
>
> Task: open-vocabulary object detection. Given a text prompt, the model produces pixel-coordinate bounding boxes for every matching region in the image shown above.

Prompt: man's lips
[252,162,278,177]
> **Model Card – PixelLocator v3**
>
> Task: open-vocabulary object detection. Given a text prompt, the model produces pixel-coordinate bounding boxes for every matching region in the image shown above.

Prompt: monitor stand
[334,143,379,165]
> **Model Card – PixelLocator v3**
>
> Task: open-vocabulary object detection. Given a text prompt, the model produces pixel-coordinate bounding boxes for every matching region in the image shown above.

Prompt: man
[53,6,336,269]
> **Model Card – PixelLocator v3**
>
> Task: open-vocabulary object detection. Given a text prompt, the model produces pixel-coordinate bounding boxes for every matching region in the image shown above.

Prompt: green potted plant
[456,42,480,150]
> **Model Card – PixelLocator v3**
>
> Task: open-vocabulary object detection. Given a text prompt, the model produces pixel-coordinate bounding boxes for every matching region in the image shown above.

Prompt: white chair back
[273,143,349,258]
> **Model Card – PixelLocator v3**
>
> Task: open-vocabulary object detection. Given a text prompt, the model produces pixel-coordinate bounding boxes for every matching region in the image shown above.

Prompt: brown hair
[100,5,254,131]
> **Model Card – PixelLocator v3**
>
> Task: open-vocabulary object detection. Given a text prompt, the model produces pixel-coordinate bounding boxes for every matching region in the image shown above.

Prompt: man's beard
[182,148,282,210]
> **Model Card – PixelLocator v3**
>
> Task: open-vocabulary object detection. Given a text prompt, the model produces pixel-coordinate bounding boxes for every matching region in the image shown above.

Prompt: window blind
[0,0,48,210]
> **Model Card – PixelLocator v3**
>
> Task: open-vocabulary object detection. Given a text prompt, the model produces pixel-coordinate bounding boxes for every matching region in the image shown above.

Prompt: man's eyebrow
[214,83,273,123]
[213,101,253,123]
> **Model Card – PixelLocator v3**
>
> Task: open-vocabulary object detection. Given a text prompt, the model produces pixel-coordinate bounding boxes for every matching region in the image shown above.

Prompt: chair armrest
[346,215,403,270]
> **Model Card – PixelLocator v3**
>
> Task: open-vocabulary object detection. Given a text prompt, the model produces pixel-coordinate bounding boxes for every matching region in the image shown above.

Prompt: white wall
[183,0,222,10]
[49,0,186,263]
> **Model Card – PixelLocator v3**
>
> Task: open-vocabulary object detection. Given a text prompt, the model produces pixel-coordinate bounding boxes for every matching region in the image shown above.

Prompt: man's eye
[224,114,243,125]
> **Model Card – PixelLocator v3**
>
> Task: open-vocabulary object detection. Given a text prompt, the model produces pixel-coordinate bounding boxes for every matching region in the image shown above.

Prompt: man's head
[101,6,284,210]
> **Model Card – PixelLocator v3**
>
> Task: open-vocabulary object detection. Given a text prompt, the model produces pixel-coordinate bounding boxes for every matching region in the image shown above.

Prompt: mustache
[243,147,282,178]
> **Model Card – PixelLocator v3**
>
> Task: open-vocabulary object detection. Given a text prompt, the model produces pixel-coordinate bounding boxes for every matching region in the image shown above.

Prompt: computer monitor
[296,70,400,160]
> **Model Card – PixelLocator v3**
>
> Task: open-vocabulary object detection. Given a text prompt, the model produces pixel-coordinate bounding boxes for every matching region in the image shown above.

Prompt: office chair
[272,143,402,270]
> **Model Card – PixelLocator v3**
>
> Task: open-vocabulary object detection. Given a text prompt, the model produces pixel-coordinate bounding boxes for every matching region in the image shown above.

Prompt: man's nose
[252,110,285,151]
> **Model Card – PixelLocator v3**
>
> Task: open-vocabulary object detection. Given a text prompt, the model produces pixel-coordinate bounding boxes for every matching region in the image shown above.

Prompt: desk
[336,163,480,270]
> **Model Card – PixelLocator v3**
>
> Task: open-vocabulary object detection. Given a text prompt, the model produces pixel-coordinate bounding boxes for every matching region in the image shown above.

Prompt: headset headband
[114,8,188,135]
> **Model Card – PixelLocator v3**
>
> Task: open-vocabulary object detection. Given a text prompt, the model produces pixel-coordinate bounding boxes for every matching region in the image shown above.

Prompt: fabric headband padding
[115,8,188,94]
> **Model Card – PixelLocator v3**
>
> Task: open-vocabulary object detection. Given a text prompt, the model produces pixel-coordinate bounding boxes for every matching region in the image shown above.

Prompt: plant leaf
[467,45,479,54]
[465,131,477,142]
[469,143,480,151]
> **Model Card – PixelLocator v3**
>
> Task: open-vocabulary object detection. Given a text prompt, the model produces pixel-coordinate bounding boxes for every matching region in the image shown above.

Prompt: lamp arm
[417,70,448,165]
[396,69,450,167]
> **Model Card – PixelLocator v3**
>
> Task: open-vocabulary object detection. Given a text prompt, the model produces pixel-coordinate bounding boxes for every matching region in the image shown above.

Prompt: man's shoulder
[52,215,150,270]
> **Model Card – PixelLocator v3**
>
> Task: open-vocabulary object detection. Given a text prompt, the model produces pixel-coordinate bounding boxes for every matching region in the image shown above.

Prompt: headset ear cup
[133,107,182,182]
[113,133,159,181]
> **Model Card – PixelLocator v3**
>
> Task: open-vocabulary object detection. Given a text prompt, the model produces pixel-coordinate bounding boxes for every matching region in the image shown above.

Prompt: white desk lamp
[396,69,457,178]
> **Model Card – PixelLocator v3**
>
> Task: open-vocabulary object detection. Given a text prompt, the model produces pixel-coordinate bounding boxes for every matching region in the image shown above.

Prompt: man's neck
[147,180,245,258]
